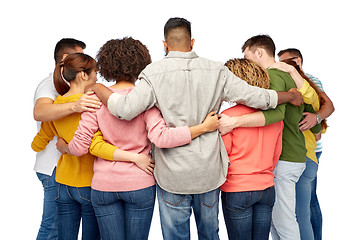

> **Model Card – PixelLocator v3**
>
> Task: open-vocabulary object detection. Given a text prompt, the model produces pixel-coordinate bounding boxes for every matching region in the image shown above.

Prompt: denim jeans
[270,160,305,240]
[222,187,275,240]
[157,184,220,240]
[311,151,323,240]
[296,157,319,240]
[91,186,156,240]
[36,168,58,240]
[55,184,100,240]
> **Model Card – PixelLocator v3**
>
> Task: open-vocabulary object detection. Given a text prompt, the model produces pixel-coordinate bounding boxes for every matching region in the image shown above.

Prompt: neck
[168,45,192,53]
[62,81,86,97]
[261,57,276,69]
[111,80,135,90]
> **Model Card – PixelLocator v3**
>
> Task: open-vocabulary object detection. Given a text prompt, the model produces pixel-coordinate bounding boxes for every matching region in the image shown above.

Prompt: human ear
[80,71,88,81]
[61,54,68,61]
[255,48,263,59]
[190,38,195,50]
[163,40,168,53]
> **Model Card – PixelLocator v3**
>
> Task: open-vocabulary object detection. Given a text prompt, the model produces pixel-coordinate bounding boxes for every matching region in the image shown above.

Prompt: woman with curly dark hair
[57,37,219,239]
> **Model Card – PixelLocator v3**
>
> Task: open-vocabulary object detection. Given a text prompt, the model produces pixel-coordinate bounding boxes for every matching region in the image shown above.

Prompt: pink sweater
[68,87,191,192]
[220,105,284,192]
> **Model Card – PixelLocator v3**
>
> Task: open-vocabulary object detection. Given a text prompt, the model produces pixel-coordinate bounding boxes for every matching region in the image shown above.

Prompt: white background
[1,0,358,239]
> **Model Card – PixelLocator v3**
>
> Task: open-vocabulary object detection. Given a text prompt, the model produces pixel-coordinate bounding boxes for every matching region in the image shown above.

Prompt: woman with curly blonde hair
[221,58,284,240]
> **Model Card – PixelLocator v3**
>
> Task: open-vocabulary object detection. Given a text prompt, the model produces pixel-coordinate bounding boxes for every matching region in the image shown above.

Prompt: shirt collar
[165,51,199,59]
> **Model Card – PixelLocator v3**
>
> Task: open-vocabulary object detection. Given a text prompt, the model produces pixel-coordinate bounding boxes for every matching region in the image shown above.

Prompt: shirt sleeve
[222,67,278,110]
[107,74,157,121]
[89,130,117,161]
[298,81,320,111]
[68,111,99,156]
[272,122,284,170]
[144,107,191,148]
[31,121,57,152]
[33,74,58,103]
[261,70,287,125]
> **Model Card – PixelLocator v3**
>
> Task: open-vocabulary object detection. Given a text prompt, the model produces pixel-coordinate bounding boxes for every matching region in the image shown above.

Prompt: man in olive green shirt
[219,35,321,240]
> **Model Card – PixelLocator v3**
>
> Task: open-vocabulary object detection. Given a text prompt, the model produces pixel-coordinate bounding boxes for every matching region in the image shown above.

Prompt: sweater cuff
[107,93,120,118]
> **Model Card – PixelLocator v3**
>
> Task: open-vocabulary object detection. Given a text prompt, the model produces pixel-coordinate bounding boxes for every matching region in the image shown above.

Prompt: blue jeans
[157,184,220,240]
[55,184,100,240]
[222,187,275,240]
[91,186,156,240]
[296,157,318,240]
[311,152,323,240]
[36,168,58,240]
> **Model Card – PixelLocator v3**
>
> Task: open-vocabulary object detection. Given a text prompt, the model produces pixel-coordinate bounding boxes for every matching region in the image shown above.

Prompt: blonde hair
[225,58,270,89]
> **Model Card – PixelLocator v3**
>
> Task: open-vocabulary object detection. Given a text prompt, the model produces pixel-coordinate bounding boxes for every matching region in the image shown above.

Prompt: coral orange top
[221,105,284,192]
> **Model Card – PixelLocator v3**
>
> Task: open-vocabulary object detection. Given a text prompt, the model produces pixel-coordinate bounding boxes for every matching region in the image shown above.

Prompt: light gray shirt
[108,51,278,194]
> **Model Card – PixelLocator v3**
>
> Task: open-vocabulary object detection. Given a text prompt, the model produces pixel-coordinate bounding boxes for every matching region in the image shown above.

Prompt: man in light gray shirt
[87,17,302,240]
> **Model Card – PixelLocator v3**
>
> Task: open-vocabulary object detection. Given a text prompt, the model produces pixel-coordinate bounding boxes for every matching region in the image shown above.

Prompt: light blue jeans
[296,157,318,240]
[91,186,156,240]
[36,168,58,240]
[157,184,220,240]
[270,160,306,240]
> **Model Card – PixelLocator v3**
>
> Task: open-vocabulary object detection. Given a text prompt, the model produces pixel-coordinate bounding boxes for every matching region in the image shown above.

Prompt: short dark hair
[164,17,191,39]
[54,38,86,64]
[96,37,151,83]
[242,35,276,57]
[278,48,303,64]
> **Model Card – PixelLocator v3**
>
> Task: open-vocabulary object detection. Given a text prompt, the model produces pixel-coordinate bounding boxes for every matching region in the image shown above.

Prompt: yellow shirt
[298,81,320,164]
[31,94,95,187]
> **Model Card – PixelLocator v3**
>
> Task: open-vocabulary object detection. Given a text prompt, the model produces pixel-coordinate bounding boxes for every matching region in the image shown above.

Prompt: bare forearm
[317,91,335,119]
[189,112,219,139]
[233,111,266,128]
[189,124,210,139]
[277,89,303,106]
[219,111,265,135]
[34,99,74,122]
[112,149,138,162]
[288,68,305,89]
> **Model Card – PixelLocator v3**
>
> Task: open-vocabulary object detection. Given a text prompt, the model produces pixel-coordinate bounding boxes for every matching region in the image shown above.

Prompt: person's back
[220,104,283,192]
[142,52,229,194]
[267,68,308,162]
[52,94,95,187]
[91,87,156,192]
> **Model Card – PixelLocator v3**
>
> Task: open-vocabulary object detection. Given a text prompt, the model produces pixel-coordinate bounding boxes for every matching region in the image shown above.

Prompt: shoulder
[267,68,291,79]
[305,73,324,91]
[34,73,58,102]
[222,104,256,116]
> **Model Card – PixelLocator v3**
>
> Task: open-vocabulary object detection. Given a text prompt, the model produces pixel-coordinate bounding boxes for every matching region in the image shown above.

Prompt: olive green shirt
[262,69,321,163]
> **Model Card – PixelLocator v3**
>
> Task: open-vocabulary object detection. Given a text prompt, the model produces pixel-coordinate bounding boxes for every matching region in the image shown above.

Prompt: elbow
[33,111,42,122]
[152,140,167,149]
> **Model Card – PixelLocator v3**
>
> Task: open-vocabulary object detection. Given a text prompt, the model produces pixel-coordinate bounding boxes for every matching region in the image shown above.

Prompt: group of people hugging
[32,17,334,240]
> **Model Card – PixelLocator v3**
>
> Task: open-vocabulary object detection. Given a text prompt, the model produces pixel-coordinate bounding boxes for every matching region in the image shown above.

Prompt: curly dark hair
[96,37,151,83]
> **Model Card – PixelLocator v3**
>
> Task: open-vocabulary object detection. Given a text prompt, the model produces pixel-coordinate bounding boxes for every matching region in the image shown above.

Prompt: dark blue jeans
[36,168,58,240]
[91,186,156,240]
[311,151,323,240]
[55,184,100,240]
[222,187,275,240]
